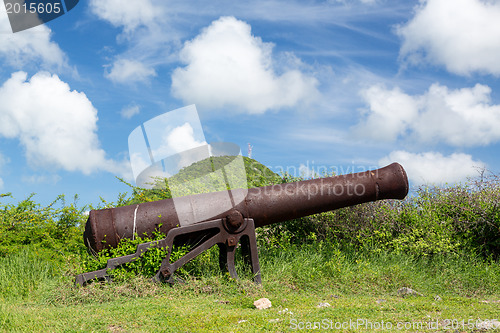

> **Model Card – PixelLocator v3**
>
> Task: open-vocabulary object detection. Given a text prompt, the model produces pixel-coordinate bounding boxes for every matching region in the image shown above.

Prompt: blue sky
[1,0,500,206]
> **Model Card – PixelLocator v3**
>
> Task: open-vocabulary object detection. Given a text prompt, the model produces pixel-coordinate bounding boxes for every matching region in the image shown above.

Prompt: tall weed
[0,246,55,301]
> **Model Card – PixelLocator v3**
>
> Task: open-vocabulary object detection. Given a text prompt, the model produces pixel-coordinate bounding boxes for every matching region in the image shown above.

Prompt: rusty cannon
[76,162,409,286]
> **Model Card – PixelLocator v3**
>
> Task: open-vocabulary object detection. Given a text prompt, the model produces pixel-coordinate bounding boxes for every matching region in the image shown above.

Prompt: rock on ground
[254,298,272,310]
[397,287,424,297]
[317,302,331,308]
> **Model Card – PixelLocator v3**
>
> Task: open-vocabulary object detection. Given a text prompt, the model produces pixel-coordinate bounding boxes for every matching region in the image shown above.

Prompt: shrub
[0,194,86,262]
[261,174,500,258]
[80,228,170,281]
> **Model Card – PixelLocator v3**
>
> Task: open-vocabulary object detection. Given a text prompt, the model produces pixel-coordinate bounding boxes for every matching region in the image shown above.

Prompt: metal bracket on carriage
[75,215,261,286]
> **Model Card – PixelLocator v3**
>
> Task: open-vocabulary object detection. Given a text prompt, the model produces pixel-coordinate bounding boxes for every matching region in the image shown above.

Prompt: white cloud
[120,104,141,119]
[150,123,207,160]
[413,84,500,146]
[397,0,500,76]
[171,16,319,114]
[379,151,485,185]
[0,8,67,70]
[165,123,206,154]
[105,59,157,84]
[134,123,208,187]
[356,84,418,141]
[89,0,161,33]
[356,83,500,146]
[0,71,128,176]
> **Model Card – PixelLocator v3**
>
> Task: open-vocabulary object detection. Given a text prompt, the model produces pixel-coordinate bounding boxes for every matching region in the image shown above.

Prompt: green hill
[129,156,281,202]
[169,155,280,188]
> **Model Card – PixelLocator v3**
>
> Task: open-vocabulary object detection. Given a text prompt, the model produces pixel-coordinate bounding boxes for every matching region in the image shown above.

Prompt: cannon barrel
[84,162,408,253]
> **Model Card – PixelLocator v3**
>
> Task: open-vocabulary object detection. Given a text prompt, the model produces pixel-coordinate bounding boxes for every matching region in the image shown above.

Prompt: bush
[0,194,87,262]
[261,174,500,259]
[80,228,169,281]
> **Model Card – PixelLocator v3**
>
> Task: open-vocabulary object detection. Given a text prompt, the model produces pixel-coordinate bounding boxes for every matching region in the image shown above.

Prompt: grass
[3,293,499,332]
[0,246,55,302]
[1,242,499,332]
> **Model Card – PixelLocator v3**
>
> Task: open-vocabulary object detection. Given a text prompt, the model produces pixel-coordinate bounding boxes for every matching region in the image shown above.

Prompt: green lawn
[1,244,499,332]
[2,281,499,332]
